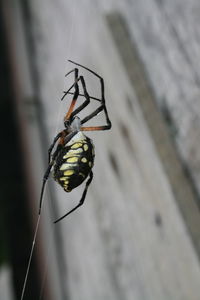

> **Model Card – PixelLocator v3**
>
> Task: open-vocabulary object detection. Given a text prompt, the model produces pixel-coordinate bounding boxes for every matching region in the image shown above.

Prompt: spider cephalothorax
[39,60,111,223]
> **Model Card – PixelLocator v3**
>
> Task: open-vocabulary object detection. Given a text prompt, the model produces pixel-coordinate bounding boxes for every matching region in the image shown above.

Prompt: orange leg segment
[64,98,77,121]
[81,125,111,131]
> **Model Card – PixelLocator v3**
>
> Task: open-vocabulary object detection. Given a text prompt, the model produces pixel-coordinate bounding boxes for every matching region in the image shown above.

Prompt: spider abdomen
[53,134,95,192]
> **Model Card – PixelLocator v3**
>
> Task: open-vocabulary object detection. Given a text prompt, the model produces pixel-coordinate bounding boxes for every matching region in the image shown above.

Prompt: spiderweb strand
[53,0,77,138]
[38,235,51,300]
[38,185,56,300]
[20,214,41,300]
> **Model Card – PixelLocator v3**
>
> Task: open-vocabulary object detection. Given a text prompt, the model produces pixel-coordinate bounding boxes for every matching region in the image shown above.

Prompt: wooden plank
[102,0,200,199]
[106,11,200,259]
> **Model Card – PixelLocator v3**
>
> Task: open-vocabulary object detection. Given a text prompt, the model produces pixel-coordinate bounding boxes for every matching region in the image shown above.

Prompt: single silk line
[52,0,77,147]
[38,186,55,300]
[38,252,48,300]
[20,214,41,300]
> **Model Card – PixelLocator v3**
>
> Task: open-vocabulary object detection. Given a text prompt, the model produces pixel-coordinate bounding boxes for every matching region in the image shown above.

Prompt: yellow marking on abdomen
[60,163,70,171]
[64,170,74,176]
[63,148,83,159]
[71,142,83,149]
[63,180,69,187]
[60,177,67,181]
[67,156,79,163]
[81,157,87,163]
[83,144,88,151]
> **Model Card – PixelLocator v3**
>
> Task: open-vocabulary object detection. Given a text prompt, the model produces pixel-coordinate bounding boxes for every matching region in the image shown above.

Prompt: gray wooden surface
[7,0,200,299]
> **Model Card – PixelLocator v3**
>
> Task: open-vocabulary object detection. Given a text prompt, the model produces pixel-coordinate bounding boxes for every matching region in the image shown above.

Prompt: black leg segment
[54,171,93,223]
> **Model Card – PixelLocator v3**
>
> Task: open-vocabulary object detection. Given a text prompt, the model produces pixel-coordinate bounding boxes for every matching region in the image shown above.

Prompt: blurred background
[1,0,200,299]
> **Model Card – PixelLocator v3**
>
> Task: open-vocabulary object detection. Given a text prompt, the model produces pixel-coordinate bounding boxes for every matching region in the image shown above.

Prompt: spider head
[71,116,81,131]
[64,116,81,132]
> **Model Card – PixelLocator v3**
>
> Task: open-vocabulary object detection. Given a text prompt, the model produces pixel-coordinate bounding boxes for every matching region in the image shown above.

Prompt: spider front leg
[62,72,91,120]
[48,132,63,164]
[70,76,91,117]
[68,60,112,131]
[39,143,63,215]
[54,171,93,223]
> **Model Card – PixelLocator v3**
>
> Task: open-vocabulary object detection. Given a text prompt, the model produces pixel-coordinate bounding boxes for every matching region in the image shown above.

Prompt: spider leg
[61,68,79,102]
[63,68,79,120]
[70,75,91,117]
[62,75,91,120]
[38,163,53,215]
[48,131,63,164]
[62,70,91,121]
[80,104,111,131]
[68,60,112,130]
[54,171,93,223]
[68,60,103,79]
[38,144,62,215]
[66,91,101,102]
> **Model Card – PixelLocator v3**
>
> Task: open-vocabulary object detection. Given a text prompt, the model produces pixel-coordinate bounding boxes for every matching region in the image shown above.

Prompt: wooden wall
[4,0,200,299]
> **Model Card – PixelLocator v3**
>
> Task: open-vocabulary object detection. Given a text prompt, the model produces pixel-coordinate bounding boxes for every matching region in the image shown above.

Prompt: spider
[39,60,112,223]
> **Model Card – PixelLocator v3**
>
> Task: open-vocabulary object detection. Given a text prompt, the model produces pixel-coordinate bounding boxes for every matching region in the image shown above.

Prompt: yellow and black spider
[39,60,112,223]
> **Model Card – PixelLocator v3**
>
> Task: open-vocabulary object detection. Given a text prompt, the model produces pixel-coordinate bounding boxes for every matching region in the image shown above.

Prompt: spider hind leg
[54,171,93,223]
